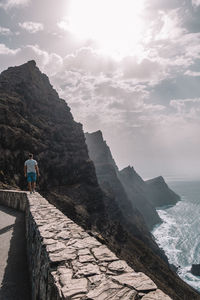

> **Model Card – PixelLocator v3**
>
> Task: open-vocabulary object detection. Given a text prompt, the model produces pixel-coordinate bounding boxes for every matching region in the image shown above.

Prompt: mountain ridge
[0,61,199,300]
[85,131,179,230]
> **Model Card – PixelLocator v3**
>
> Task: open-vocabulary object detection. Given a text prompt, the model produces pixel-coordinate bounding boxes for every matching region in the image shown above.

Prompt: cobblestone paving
[28,192,172,300]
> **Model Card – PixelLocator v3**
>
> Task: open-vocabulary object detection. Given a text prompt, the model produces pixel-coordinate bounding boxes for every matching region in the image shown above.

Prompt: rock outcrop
[0,61,199,300]
[118,166,161,230]
[85,131,179,231]
[145,176,180,207]
[118,167,180,224]
[85,131,156,231]
[0,60,106,231]
[191,264,200,276]
[84,130,118,173]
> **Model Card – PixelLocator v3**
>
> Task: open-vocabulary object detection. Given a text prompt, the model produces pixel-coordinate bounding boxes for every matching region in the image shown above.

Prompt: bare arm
[35,164,40,176]
[24,165,27,177]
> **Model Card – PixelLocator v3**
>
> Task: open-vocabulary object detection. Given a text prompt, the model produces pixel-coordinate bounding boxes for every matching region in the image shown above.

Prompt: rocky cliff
[85,130,199,299]
[0,61,199,300]
[118,166,180,226]
[84,131,149,228]
[0,60,106,230]
[146,176,180,207]
[118,166,161,230]
[85,131,179,229]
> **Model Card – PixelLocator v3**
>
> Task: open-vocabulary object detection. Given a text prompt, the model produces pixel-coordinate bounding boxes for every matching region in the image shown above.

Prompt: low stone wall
[0,189,27,211]
[0,190,172,300]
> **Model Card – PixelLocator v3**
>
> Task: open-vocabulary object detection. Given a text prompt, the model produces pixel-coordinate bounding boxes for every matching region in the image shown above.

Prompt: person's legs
[28,181,32,193]
[31,181,36,192]
[31,173,37,192]
[27,173,32,193]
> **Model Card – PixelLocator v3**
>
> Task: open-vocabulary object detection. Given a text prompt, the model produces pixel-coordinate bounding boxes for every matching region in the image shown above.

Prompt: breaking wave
[152,181,200,292]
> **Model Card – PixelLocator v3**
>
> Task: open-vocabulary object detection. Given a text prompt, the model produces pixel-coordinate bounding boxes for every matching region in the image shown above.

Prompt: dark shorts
[27,172,37,182]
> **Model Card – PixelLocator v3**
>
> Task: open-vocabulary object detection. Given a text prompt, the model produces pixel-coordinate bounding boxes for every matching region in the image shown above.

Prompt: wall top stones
[0,190,172,300]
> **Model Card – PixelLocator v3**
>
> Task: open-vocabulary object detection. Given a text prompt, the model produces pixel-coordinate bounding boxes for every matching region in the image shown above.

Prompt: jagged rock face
[85,131,155,235]
[85,130,118,172]
[85,132,161,231]
[118,166,161,230]
[0,61,105,229]
[1,62,199,300]
[146,176,180,207]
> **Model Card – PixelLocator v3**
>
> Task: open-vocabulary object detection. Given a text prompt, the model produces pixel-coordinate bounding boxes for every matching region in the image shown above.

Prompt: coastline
[151,180,200,293]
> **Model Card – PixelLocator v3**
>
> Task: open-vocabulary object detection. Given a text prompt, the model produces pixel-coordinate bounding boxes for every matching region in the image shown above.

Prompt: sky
[0,0,200,179]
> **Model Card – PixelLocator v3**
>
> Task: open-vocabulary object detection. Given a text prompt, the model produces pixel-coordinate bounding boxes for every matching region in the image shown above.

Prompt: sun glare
[68,0,146,58]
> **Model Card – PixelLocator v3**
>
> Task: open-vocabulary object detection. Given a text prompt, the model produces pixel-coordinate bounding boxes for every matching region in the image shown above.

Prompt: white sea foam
[152,180,200,292]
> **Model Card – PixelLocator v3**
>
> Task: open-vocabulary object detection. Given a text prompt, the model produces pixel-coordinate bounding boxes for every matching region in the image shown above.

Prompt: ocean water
[152,179,200,292]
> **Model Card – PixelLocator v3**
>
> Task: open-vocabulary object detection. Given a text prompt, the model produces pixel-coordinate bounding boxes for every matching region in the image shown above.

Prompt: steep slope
[85,130,200,299]
[0,62,199,300]
[118,166,161,230]
[84,130,118,172]
[85,131,159,241]
[118,166,180,227]
[146,176,180,207]
[0,60,106,229]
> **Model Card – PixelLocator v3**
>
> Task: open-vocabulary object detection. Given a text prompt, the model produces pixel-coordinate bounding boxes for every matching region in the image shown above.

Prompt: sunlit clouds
[60,0,147,59]
[0,26,12,35]
[0,0,30,10]
[19,21,44,33]
[0,0,200,178]
[192,0,200,7]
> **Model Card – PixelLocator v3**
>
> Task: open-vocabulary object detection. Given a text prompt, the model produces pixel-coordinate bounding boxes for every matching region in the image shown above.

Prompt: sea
[152,178,200,293]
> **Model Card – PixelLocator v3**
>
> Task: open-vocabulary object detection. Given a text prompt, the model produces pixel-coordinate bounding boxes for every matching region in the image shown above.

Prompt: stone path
[0,205,31,300]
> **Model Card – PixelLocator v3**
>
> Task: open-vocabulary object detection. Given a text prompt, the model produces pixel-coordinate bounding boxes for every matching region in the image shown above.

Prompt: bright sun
[68,0,146,58]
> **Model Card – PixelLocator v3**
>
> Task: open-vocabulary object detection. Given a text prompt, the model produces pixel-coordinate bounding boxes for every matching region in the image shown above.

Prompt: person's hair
[29,153,33,158]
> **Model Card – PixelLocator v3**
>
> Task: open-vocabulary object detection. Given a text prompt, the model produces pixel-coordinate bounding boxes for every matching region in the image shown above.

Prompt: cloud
[50,50,200,177]
[61,47,168,85]
[19,21,44,33]
[25,45,63,75]
[53,5,200,89]
[145,0,183,11]
[54,7,193,86]
[192,0,200,7]
[57,20,70,31]
[170,97,200,119]
[0,0,200,178]
[121,56,167,83]
[142,31,200,81]
[154,9,186,41]
[0,43,63,76]
[0,44,19,55]
[63,47,117,75]
[0,0,30,9]
[184,70,200,76]
[51,62,167,137]
[0,26,12,36]
[55,9,197,88]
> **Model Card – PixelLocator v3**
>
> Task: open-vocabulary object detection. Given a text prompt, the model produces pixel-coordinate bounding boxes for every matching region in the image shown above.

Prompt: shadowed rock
[85,131,179,228]
[145,176,180,207]
[191,264,200,276]
[118,166,161,229]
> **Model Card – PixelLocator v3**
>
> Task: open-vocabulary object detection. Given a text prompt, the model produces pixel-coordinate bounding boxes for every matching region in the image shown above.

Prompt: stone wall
[0,189,27,211]
[0,190,172,300]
